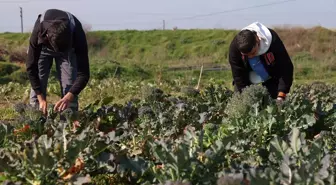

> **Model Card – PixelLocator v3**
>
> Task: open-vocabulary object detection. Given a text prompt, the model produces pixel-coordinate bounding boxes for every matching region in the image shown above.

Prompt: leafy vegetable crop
[0,83,335,185]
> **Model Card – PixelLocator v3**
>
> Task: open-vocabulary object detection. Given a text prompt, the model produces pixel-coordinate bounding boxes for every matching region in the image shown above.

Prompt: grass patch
[0,62,21,76]
[0,107,18,120]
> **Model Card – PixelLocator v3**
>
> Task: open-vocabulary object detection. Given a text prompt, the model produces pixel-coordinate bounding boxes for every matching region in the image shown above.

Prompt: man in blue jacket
[228,22,294,101]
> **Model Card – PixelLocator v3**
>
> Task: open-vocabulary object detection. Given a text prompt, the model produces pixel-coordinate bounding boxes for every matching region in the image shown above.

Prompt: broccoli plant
[225,85,272,119]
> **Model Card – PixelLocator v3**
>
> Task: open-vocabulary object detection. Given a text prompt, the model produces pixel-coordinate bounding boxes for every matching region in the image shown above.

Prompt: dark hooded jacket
[229,27,294,95]
[26,9,90,96]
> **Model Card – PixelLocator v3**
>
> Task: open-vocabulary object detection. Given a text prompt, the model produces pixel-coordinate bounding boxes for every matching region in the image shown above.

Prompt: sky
[0,0,335,33]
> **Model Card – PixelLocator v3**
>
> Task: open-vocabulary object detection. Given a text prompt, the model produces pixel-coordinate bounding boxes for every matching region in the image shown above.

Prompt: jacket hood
[242,22,272,55]
[37,20,53,45]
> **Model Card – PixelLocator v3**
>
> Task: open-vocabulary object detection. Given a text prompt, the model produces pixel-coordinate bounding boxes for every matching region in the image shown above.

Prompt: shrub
[9,68,29,84]
[86,33,105,50]
[0,62,20,76]
[9,47,27,63]
[0,45,9,62]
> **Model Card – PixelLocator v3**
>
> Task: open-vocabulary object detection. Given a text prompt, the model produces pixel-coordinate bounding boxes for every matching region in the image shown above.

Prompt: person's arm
[26,16,43,95]
[68,16,90,96]
[272,31,294,99]
[228,39,251,92]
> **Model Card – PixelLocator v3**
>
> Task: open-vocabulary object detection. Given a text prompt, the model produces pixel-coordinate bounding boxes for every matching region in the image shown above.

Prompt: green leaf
[37,135,52,150]
[198,112,207,124]
[266,105,275,114]
[290,128,301,156]
[71,174,92,185]
[302,114,316,126]
[281,162,291,178]
[118,156,148,175]
[100,96,114,107]
[319,154,330,179]
[270,137,285,159]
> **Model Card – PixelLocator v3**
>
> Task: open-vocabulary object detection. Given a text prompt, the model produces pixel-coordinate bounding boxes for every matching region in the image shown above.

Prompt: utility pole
[20,7,23,33]
[162,20,165,30]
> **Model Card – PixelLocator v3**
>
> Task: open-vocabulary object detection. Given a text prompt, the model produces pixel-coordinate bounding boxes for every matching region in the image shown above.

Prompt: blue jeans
[29,47,79,111]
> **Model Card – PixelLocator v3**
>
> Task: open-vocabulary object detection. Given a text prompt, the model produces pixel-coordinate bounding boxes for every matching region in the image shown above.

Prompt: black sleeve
[228,39,251,92]
[272,31,294,94]
[26,16,43,95]
[68,16,90,95]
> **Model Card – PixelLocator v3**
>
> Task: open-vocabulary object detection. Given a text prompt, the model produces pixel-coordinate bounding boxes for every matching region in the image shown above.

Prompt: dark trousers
[29,47,79,111]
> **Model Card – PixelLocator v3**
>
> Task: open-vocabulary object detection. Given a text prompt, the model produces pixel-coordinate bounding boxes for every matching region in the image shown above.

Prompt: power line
[0,0,307,31]
[91,20,162,27]
[83,0,299,28]
[169,0,298,21]
[110,12,194,16]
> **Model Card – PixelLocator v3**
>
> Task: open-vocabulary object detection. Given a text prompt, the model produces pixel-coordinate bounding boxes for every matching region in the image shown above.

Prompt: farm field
[0,26,335,184]
[0,82,335,185]
[1,26,336,117]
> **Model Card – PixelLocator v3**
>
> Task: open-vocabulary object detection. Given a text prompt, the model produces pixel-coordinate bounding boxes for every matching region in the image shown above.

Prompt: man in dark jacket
[26,9,90,115]
[228,22,294,101]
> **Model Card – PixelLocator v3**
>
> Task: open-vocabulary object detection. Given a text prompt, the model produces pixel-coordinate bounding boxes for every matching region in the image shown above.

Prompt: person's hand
[275,97,284,111]
[37,94,47,115]
[276,92,286,103]
[276,96,284,102]
[276,92,286,109]
[276,97,284,105]
[54,92,75,112]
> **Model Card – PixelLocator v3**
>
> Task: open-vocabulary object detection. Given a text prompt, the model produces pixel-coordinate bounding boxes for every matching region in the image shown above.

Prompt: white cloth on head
[242,22,272,56]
